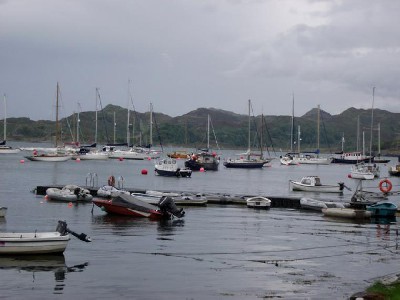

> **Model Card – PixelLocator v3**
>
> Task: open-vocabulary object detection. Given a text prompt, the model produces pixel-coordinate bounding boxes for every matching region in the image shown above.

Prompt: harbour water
[0,145,399,299]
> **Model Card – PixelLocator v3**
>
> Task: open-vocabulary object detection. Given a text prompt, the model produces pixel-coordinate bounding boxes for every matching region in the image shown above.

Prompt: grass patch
[367,281,400,299]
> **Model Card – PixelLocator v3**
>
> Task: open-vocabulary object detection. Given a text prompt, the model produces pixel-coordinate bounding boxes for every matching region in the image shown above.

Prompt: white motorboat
[290,176,345,193]
[246,196,271,209]
[0,207,7,217]
[155,158,192,177]
[0,220,91,255]
[46,185,93,202]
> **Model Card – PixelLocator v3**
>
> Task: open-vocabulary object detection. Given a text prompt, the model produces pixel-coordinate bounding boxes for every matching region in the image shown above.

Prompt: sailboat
[73,90,109,160]
[0,94,20,154]
[25,83,70,162]
[280,95,298,166]
[293,105,332,165]
[223,100,270,168]
[349,87,380,179]
[185,114,220,171]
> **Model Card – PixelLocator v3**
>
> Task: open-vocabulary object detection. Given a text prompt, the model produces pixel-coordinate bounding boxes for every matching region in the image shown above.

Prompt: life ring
[108,175,116,187]
[379,179,392,193]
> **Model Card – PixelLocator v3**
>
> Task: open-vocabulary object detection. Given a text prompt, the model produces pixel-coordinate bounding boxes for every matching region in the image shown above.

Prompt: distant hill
[2,105,400,154]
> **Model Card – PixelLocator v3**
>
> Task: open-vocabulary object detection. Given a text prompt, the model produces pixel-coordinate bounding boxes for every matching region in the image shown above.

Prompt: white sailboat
[349,87,380,178]
[0,94,20,154]
[224,99,270,168]
[280,94,298,165]
[293,105,332,165]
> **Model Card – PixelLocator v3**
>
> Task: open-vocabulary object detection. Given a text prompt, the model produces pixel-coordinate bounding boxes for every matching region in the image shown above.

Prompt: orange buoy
[379,179,393,193]
[141,169,148,175]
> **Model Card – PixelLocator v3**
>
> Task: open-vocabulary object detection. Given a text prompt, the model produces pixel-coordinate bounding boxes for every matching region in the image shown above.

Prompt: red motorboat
[92,193,185,219]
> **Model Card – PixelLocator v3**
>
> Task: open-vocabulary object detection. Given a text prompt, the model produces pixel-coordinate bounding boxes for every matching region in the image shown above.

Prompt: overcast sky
[1,0,399,121]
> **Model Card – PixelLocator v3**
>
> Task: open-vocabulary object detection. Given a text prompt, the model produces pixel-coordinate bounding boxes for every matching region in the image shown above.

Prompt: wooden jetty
[34,185,302,209]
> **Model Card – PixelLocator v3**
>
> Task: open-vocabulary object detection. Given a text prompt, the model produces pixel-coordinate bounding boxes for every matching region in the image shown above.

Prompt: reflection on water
[0,255,88,295]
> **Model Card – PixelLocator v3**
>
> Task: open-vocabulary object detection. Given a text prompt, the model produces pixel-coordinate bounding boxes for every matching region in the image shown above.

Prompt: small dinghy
[0,220,91,255]
[366,202,397,218]
[96,185,130,198]
[246,196,271,209]
[46,185,93,202]
[322,207,372,219]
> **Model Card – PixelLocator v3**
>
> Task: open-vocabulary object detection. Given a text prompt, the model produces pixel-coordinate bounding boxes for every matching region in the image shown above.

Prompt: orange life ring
[108,175,116,187]
[379,179,392,193]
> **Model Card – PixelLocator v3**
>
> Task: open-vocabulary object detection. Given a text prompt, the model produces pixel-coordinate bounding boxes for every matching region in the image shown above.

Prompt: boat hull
[154,168,192,177]
[0,232,70,255]
[322,208,372,219]
[223,160,266,168]
[246,197,271,209]
[290,182,343,193]
[92,198,164,219]
[25,155,71,162]
[366,202,397,217]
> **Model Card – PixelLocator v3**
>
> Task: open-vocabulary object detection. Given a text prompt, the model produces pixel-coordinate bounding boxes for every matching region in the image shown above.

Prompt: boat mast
[297,125,301,154]
[149,102,153,148]
[3,94,6,142]
[290,93,294,153]
[369,87,375,161]
[356,115,360,152]
[55,82,60,148]
[317,105,320,157]
[95,88,99,144]
[248,99,251,156]
[207,114,210,151]
[378,122,381,156]
[126,80,131,146]
[113,111,116,144]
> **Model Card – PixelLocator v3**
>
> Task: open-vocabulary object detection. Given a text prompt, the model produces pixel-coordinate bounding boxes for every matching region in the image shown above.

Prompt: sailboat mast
[317,105,320,156]
[55,82,60,147]
[297,125,301,154]
[290,94,294,152]
[95,88,98,144]
[3,94,6,142]
[207,114,210,150]
[149,103,153,147]
[369,87,375,159]
[248,99,251,153]
[378,123,381,155]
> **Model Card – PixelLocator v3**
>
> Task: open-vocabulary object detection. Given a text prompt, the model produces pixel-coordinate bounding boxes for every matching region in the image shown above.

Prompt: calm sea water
[0,143,399,299]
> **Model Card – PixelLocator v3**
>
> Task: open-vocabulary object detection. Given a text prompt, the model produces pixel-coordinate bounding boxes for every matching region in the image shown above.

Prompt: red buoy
[141,169,148,175]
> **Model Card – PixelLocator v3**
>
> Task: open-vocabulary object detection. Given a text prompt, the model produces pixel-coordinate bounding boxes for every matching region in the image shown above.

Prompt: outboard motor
[158,196,185,218]
[56,220,92,242]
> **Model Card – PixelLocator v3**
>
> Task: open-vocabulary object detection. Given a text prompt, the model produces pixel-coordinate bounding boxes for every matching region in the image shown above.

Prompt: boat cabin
[300,176,322,186]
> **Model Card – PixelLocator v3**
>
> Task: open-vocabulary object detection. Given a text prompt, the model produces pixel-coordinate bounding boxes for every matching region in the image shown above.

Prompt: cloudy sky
[1,0,399,121]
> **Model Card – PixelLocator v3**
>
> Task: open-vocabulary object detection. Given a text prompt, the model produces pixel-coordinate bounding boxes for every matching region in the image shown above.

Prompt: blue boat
[366,202,398,217]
